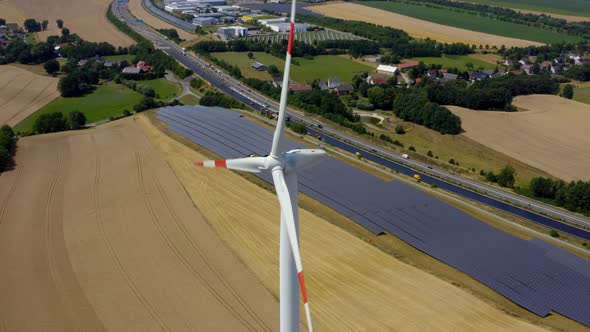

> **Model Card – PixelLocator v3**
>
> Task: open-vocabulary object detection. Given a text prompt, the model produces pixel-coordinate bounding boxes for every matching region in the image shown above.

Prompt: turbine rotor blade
[270,0,298,158]
[272,168,313,332]
[194,156,267,173]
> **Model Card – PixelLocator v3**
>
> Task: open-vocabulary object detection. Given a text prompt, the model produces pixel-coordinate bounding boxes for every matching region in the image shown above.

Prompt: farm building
[251,62,268,71]
[289,83,312,92]
[327,77,341,89]
[334,84,354,95]
[122,67,141,75]
[376,64,398,76]
[398,61,420,71]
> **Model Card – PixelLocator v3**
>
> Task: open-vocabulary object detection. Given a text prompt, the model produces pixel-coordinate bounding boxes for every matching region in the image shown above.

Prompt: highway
[112,0,590,240]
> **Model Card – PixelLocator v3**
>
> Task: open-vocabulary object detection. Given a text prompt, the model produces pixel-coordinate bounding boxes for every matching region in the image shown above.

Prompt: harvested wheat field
[0,65,58,127]
[449,95,590,181]
[139,114,548,331]
[127,0,195,41]
[0,0,132,46]
[309,2,541,47]
[0,118,279,331]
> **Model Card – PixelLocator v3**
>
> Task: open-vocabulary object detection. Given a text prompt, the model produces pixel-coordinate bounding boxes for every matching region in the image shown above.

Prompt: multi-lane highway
[112,0,590,240]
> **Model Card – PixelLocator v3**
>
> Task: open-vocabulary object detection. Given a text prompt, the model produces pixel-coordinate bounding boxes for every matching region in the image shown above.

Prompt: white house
[376,64,398,76]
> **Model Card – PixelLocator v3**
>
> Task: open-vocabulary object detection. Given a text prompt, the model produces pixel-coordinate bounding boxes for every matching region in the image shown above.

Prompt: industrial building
[217,26,248,39]
[267,23,307,33]
[164,0,226,13]
[193,17,219,26]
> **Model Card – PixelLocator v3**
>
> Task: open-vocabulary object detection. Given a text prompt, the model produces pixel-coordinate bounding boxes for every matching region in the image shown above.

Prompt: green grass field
[457,0,590,17]
[211,52,374,83]
[356,1,582,44]
[574,86,590,105]
[409,55,499,71]
[15,82,143,132]
[180,94,200,105]
[142,78,182,100]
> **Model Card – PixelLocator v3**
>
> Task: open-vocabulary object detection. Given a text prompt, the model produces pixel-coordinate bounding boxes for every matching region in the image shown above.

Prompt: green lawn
[574,86,590,105]
[15,82,143,132]
[142,78,182,100]
[356,1,582,44]
[180,94,200,105]
[211,52,375,83]
[457,0,590,17]
[409,55,498,71]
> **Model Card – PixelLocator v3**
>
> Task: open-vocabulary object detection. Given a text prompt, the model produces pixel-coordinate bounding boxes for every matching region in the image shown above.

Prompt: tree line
[426,73,559,110]
[0,126,16,172]
[393,89,462,134]
[529,177,590,216]
[33,111,87,134]
[297,14,472,58]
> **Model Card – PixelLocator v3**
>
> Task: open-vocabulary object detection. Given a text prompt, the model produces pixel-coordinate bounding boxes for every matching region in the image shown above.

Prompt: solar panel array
[157,105,590,327]
[142,0,196,32]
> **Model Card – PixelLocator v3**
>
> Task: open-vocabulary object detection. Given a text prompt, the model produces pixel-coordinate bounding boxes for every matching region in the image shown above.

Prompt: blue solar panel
[157,105,590,327]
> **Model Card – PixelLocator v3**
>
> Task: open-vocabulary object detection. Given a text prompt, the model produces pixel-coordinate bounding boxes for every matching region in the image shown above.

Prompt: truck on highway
[413,174,421,181]
[401,154,409,159]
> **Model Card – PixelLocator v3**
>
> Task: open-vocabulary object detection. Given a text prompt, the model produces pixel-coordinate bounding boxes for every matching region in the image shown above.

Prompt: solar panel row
[156,105,590,327]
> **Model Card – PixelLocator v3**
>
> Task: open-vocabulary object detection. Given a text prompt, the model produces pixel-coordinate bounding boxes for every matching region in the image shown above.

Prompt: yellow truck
[413,174,421,181]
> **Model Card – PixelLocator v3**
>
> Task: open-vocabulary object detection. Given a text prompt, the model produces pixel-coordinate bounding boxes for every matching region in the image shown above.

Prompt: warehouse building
[267,23,307,33]
[217,26,248,39]
[376,64,399,76]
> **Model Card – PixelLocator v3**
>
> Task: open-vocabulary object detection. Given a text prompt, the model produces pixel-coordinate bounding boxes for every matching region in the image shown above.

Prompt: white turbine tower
[194,1,325,331]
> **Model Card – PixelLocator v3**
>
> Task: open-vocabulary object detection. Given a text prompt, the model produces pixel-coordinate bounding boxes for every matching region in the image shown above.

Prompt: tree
[0,18,6,26]
[68,111,87,130]
[267,64,280,77]
[56,19,64,29]
[485,171,497,183]
[61,27,70,40]
[44,59,60,75]
[496,165,516,188]
[427,150,433,157]
[562,84,574,99]
[33,112,67,133]
[0,146,10,171]
[42,20,48,31]
[395,124,405,134]
[23,19,41,32]
[247,52,253,59]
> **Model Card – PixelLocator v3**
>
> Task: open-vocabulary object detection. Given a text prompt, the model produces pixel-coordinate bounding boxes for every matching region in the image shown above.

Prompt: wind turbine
[194,0,325,331]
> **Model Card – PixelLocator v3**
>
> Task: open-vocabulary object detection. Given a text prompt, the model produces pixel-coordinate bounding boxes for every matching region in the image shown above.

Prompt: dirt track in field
[449,95,590,181]
[0,65,58,127]
[139,113,548,331]
[0,118,279,331]
[309,2,541,47]
[0,0,132,46]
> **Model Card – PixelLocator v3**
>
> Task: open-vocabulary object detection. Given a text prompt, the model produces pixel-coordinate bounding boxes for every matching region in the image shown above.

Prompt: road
[112,0,590,240]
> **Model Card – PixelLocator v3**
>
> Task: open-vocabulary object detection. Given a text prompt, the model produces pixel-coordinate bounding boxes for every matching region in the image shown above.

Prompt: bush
[356,101,374,111]
[395,124,406,134]
[0,146,10,171]
[68,111,87,130]
[288,122,307,135]
[497,165,516,188]
[409,146,416,152]
[550,229,559,238]
[44,59,60,75]
[427,150,433,157]
[485,171,497,183]
[190,77,204,89]
[33,112,67,134]
[449,158,456,165]
[199,91,243,109]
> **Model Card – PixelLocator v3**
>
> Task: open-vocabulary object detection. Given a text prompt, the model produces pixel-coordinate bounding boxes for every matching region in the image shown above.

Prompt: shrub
[33,112,67,133]
[427,150,433,157]
[550,229,559,238]
[409,146,416,152]
[448,158,456,165]
[68,111,87,130]
[485,171,497,183]
[395,124,405,134]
